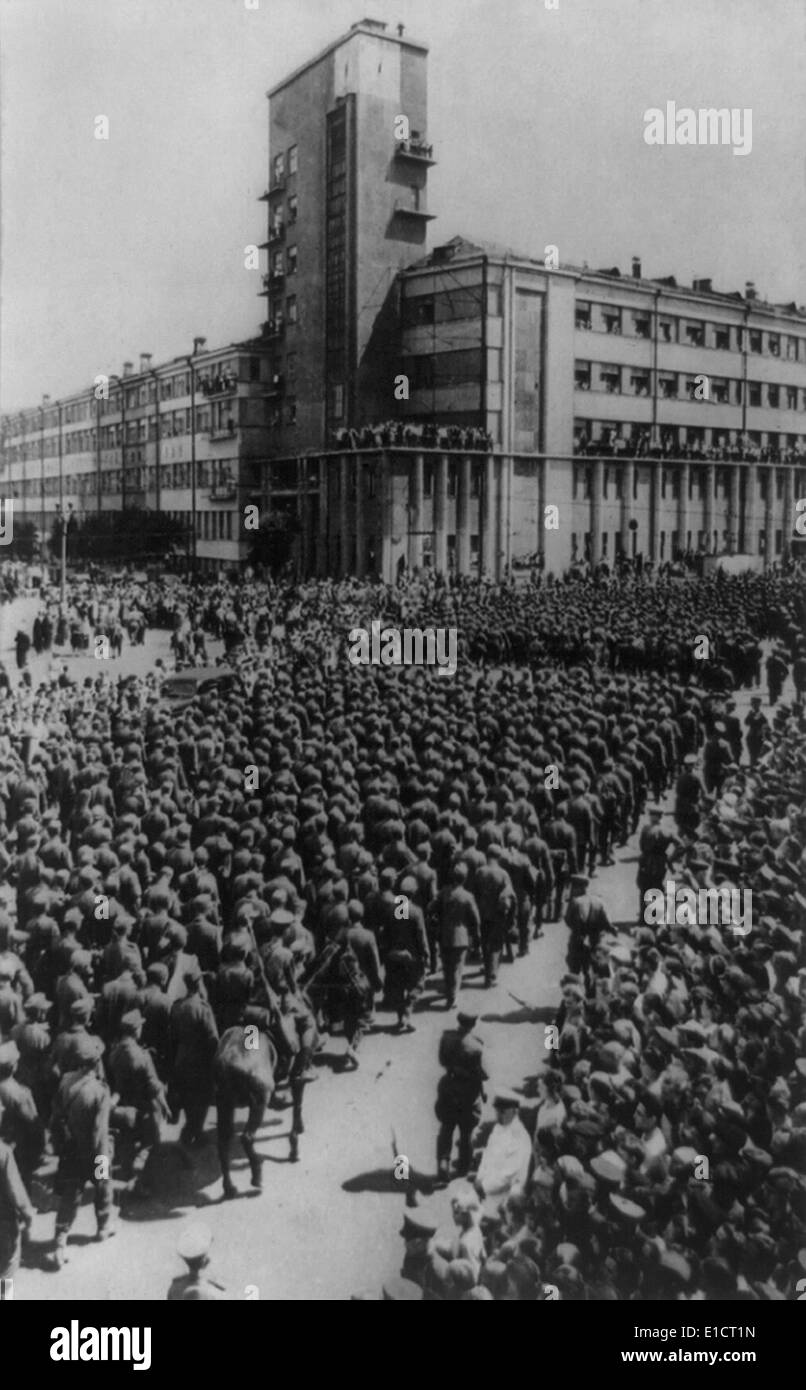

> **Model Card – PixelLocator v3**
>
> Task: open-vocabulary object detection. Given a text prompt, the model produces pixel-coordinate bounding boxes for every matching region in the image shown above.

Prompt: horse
[213,1025,279,1200]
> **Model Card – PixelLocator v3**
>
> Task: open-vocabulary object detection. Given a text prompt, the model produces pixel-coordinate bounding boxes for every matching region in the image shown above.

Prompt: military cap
[492,1087,521,1109]
[73,1034,105,1065]
[120,1009,144,1033]
[660,1250,691,1284]
[570,873,589,889]
[399,1210,438,1240]
[556,1155,585,1183]
[648,805,663,818]
[683,754,697,767]
[146,962,169,985]
[70,997,94,1022]
[457,1010,478,1028]
[742,1144,773,1170]
[570,1118,605,1141]
[177,1222,213,1262]
[678,1020,710,1042]
[24,992,50,1016]
[382,1277,423,1301]
[608,1193,646,1224]
[590,1151,626,1185]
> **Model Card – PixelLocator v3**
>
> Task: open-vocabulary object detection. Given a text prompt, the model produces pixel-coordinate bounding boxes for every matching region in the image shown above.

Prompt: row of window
[570,530,787,560]
[574,419,806,454]
[575,303,805,358]
[571,463,803,502]
[266,295,298,333]
[574,361,806,410]
[268,195,298,237]
[270,245,298,277]
[403,349,484,390]
[4,359,263,434]
[401,285,495,329]
[325,457,485,500]
[272,144,298,185]
[5,459,243,497]
[2,404,249,461]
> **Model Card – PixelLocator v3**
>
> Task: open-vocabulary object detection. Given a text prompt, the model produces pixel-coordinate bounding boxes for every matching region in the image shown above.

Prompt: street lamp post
[40,394,50,553]
[117,374,128,513]
[55,502,74,608]
[20,411,27,526]
[185,337,206,578]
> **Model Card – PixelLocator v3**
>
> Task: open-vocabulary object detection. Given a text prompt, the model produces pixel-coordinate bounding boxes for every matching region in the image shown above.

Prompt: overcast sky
[1,0,804,410]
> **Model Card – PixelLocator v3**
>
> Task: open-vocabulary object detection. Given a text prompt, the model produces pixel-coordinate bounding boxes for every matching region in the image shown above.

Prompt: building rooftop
[403,235,806,321]
[267,17,427,99]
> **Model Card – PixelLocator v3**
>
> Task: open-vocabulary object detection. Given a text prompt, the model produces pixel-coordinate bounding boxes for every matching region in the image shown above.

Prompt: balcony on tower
[394,132,436,166]
[393,194,436,222]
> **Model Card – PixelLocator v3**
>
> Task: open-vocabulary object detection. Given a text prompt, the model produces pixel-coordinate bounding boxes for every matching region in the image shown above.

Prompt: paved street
[1,586,795,1301]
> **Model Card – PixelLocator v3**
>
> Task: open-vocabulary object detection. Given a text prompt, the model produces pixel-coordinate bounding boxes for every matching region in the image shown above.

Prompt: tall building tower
[260,17,435,455]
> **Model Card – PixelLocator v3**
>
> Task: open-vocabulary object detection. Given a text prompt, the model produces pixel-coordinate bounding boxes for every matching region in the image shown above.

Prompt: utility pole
[185,337,206,578]
[40,394,50,555]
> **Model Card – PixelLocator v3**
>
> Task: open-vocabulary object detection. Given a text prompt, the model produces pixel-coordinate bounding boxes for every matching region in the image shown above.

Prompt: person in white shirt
[474,1089,532,1210]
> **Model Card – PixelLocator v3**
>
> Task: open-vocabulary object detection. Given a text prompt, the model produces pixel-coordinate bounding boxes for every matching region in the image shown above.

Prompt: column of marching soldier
[0,564,804,1296]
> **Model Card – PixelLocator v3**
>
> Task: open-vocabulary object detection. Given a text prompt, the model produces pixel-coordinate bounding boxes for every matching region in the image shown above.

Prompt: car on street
[160,664,238,708]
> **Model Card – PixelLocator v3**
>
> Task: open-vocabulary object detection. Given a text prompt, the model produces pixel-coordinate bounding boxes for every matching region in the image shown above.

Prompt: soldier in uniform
[521,824,554,939]
[47,1033,115,1270]
[109,1008,169,1196]
[11,991,52,1122]
[380,880,429,1032]
[674,755,705,837]
[703,723,732,795]
[430,862,480,1008]
[636,807,679,921]
[399,1207,443,1300]
[140,962,173,1079]
[564,874,612,990]
[0,1040,44,1193]
[0,1098,34,1280]
[166,1223,227,1301]
[544,810,577,921]
[50,995,99,1082]
[169,961,219,1147]
[502,831,537,959]
[435,1010,487,1181]
[473,845,516,988]
[722,698,743,766]
[765,648,788,706]
[745,696,768,768]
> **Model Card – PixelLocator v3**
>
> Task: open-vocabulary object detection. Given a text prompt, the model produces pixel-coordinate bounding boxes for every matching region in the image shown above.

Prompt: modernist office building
[0,341,273,572]
[3,16,805,577]
[259,16,434,457]
[271,233,806,579]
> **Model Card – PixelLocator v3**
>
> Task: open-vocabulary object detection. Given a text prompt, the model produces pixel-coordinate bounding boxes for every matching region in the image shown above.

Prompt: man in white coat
[474,1088,531,1211]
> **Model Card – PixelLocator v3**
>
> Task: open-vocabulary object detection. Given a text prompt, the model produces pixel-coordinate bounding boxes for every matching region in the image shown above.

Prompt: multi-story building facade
[262,235,806,580]
[0,341,273,572]
[4,18,805,581]
[259,16,434,456]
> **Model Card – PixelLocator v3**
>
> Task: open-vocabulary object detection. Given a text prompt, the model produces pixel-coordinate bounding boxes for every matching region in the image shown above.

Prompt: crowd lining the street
[0,563,803,1298]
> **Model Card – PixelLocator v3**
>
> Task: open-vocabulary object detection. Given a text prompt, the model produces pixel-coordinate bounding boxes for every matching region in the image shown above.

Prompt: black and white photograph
[0,0,805,1324]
